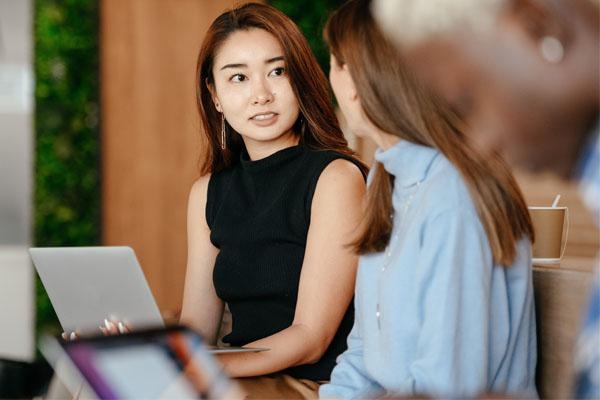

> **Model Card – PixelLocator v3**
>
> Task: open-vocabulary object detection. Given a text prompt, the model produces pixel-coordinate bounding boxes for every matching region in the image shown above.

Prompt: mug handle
[559,207,569,260]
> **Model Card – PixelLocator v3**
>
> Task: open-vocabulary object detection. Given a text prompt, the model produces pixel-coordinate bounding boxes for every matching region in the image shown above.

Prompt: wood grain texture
[101,0,251,315]
[533,261,595,399]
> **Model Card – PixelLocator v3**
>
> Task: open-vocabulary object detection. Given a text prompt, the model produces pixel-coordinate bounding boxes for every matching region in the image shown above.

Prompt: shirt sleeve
[319,296,383,399]
[405,209,495,397]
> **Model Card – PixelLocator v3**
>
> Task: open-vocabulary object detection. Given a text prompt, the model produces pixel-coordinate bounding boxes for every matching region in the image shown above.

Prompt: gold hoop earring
[220,113,226,150]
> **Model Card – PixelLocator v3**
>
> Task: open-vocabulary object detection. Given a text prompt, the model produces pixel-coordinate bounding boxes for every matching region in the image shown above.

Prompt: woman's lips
[250,112,278,127]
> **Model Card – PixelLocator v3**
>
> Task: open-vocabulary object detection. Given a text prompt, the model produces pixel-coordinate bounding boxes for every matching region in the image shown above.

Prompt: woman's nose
[252,78,274,105]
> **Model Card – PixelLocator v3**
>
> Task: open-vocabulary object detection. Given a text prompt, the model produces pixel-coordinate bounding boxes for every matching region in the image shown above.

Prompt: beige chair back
[533,265,592,398]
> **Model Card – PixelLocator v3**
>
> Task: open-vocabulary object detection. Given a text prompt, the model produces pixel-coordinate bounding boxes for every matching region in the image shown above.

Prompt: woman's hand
[61,318,129,340]
[99,318,130,335]
[61,331,78,341]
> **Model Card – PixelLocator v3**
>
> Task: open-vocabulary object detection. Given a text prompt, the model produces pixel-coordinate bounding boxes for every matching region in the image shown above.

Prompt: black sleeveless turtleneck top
[206,144,362,381]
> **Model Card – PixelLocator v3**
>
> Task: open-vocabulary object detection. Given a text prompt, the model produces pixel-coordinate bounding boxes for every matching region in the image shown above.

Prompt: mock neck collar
[240,144,304,173]
[374,140,438,187]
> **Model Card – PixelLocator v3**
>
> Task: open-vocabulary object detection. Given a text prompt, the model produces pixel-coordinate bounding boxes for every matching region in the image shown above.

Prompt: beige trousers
[46,371,323,399]
[235,374,324,399]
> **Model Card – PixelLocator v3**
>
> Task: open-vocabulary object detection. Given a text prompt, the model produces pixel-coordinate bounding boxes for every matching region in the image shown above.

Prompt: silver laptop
[30,246,269,354]
[30,246,165,335]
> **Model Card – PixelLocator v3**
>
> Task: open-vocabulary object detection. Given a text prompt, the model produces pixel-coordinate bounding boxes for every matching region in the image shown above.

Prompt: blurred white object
[0,246,34,361]
[0,0,34,362]
[0,64,33,114]
[372,0,504,46]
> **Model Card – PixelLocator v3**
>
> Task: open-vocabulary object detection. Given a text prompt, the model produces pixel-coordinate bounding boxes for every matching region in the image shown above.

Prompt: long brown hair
[196,2,366,175]
[325,0,534,266]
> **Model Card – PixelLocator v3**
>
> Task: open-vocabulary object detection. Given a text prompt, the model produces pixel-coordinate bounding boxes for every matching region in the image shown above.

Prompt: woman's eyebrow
[220,63,246,70]
[220,56,284,71]
[265,56,284,64]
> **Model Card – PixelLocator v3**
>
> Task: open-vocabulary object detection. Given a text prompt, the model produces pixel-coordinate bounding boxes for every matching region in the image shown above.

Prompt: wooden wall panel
[101,0,250,316]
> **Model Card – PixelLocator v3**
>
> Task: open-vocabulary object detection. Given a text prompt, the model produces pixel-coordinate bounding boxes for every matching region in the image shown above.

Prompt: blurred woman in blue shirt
[320,0,537,397]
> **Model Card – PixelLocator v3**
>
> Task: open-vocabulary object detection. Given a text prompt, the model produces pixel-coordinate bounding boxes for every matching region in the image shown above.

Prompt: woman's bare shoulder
[189,174,212,201]
[318,158,365,189]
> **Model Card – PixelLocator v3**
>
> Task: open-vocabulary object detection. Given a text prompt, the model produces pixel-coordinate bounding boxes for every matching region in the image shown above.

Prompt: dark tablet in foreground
[53,326,249,399]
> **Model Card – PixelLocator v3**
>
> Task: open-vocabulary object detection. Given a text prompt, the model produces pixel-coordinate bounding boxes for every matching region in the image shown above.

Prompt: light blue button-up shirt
[320,141,537,398]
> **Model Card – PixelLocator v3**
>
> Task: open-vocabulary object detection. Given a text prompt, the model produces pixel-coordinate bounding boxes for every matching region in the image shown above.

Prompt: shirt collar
[374,140,438,187]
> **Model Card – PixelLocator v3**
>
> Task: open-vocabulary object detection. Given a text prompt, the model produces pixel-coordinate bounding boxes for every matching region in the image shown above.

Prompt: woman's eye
[231,74,247,82]
[269,67,285,77]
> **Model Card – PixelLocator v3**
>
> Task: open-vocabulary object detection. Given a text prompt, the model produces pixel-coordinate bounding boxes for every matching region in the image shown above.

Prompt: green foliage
[269,0,346,76]
[34,0,100,343]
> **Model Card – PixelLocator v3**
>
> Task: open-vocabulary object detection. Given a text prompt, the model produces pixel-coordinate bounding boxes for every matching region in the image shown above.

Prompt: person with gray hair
[372,0,599,398]
[372,0,598,183]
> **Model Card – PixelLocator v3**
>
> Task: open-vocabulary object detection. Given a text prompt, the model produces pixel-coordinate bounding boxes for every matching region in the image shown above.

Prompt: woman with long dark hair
[320,0,537,397]
[179,3,366,397]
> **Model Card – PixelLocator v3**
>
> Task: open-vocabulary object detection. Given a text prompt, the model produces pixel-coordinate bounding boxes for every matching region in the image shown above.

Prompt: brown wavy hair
[196,2,366,175]
[325,0,534,265]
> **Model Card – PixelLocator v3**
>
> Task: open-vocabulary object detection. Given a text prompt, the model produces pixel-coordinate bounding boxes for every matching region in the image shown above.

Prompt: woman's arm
[319,298,384,399]
[180,175,225,346]
[217,159,366,377]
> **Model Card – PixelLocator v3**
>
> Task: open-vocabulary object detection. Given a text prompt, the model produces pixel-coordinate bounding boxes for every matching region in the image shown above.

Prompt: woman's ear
[342,64,359,101]
[205,78,222,112]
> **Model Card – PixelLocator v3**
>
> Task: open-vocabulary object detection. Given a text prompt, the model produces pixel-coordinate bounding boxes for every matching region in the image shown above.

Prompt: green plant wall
[34,0,100,342]
[269,0,346,75]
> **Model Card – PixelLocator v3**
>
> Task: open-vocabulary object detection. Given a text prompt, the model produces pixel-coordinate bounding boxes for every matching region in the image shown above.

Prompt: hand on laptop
[99,318,130,335]
[60,318,129,341]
